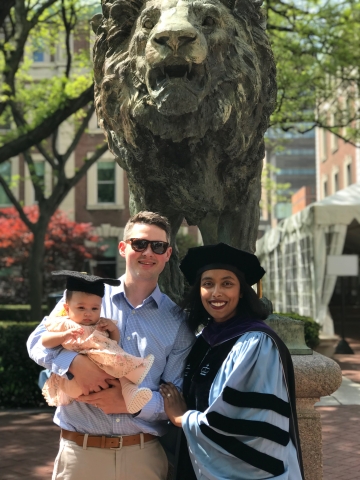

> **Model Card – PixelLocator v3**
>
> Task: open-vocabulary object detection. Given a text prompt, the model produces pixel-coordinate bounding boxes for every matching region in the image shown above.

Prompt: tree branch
[0,173,35,231]
[62,104,95,163]
[68,143,108,189]
[23,150,45,203]
[0,0,15,28]
[46,142,108,213]
[61,0,76,79]
[28,0,59,27]
[36,142,57,169]
[0,84,94,164]
[51,128,62,164]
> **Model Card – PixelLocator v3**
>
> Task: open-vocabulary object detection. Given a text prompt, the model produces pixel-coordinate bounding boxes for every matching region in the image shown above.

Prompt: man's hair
[123,211,171,242]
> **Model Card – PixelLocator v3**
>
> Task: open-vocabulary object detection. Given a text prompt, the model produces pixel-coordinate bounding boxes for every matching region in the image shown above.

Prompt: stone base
[293,352,342,480]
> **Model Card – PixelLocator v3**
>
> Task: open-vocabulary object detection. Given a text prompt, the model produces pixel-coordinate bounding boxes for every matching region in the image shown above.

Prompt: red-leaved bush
[0,206,103,304]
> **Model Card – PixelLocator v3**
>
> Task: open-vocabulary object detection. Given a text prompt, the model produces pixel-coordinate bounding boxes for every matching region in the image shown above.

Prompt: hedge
[0,305,48,322]
[277,312,321,349]
[0,322,46,408]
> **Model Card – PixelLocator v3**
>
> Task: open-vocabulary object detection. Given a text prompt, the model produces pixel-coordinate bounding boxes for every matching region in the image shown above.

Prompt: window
[88,112,103,134]
[329,114,339,153]
[344,157,352,187]
[97,162,115,203]
[277,168,316,175]
[331,133,338,153]
[24,156,52,205]
[92,237,118,278]
[0,161,11,205]
[33,50,45,62]
[333,172,339,192]
[321,129,327,162]
[86,153,125,210]
[323,178,328,198]
[34,161,45,194]
[276,149,315,156]
[346,163,352,186]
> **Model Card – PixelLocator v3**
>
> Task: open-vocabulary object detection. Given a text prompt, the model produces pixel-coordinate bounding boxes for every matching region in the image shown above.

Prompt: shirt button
[127,336,131,340]
[116,418,120,423]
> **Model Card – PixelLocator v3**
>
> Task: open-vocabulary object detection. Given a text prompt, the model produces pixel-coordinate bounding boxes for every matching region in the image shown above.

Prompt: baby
[41,270,154,414]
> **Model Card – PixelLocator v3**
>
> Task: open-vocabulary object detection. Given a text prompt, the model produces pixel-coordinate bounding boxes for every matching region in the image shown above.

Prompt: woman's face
[200,269,241,323]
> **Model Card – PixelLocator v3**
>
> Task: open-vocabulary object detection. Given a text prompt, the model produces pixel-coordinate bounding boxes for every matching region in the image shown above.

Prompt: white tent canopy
[256,183,360,336]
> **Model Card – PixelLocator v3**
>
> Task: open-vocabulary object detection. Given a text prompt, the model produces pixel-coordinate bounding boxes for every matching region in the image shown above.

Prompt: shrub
[0,206,103,304]
[277,312,321,349]
[0,322,46,408]
[0,305,48,322]
[176,233,199,260]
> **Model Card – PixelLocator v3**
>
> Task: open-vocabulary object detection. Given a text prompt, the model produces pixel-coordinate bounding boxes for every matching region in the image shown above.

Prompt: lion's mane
[93,0,276,155]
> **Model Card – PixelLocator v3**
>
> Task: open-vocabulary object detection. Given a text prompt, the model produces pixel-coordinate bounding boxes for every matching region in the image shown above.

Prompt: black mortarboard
[51,270,120,298]
[180,243,265,286]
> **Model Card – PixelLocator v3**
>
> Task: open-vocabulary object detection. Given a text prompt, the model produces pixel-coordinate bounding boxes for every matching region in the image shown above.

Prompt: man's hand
[69,355,114,395]
[76,379,129,414]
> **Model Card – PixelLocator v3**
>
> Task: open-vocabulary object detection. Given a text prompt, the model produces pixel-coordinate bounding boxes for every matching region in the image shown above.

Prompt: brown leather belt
[61,428,157,449]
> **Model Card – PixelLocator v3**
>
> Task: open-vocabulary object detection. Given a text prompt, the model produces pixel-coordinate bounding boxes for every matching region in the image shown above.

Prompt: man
[27,211,194,480]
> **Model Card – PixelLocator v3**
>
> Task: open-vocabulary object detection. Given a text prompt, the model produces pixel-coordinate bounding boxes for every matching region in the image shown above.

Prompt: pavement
[1,338,360,480]
[314,337,360,480]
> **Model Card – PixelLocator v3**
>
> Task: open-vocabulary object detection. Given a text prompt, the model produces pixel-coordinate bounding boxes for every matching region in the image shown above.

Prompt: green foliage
[0,322,45,407]
[176,233,199,260]
[0,305,48,321]
[261,163,292,216]
[266,0,360,143]
[0,0,97,152]
[277,312,321,349]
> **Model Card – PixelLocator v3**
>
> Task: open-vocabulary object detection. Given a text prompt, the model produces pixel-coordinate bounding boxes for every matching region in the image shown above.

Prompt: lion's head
[93,0,276,148]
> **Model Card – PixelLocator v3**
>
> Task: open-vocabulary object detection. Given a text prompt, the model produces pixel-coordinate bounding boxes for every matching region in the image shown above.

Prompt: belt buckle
[110,435,123,450]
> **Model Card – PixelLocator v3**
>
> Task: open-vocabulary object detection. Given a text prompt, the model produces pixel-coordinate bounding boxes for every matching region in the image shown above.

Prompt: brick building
[316,127,360,200]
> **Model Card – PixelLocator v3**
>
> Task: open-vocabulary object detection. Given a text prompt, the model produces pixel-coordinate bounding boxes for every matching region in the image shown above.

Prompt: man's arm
[76,319,195,417]
[135,320,195,422]
[27,314,115,395]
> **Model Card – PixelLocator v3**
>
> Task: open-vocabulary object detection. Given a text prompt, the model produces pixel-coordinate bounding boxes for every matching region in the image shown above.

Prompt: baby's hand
[64,327,84,341]
[96,317,116,333]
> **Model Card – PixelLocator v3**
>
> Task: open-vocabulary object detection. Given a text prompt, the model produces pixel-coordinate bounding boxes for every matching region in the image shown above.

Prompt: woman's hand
[160,382,188,428]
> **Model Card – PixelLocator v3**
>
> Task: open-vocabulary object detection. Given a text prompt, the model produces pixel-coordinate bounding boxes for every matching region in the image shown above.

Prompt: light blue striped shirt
[27,276,194,436]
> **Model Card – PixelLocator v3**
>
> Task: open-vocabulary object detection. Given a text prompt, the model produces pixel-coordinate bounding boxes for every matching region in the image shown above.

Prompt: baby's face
[64,291,102,326]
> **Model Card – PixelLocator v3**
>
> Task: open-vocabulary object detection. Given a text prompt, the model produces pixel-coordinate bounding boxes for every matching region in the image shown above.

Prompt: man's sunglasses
[126,238,170,255]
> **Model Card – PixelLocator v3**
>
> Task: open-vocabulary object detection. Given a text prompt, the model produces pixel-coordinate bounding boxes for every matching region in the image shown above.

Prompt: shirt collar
[110,274,162,308]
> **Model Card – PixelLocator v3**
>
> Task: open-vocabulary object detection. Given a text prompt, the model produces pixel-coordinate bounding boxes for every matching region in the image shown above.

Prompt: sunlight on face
[200,269,241,323]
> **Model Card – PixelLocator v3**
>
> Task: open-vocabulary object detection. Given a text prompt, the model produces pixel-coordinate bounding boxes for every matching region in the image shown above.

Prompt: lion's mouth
[148,62,206,94]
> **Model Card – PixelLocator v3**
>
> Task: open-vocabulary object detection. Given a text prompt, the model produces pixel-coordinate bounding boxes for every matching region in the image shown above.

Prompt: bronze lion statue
[92,0,276,299]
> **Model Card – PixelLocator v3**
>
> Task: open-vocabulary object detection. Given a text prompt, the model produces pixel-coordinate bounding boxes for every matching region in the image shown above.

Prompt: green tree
[266,0,360,143]
[262,163,292,223]
[0,0,107,320]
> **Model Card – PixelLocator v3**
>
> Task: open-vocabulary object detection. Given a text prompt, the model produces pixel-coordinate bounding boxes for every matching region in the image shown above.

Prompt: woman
[160,243,304,479]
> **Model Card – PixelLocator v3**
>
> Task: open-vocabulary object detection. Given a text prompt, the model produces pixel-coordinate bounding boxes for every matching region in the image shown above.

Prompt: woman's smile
[208,301,227,309]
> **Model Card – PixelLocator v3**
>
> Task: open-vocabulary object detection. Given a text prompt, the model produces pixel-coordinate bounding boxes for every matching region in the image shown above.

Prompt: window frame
[86,152,125,210]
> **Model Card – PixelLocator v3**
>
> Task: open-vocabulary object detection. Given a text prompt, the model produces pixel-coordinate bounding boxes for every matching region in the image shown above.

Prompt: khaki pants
[52,437,168,480]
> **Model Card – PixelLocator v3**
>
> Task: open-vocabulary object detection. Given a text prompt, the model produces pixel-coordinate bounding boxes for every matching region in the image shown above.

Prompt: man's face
[119,223,172,281]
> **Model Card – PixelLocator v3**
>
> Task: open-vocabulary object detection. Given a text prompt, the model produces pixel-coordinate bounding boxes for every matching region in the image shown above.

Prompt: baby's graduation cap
[180,243,265,288]
[51,270,120,298]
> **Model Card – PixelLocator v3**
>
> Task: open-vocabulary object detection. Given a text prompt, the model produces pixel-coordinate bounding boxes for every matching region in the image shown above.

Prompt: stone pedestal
[293,353,342,480]
[267,315,342,480]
